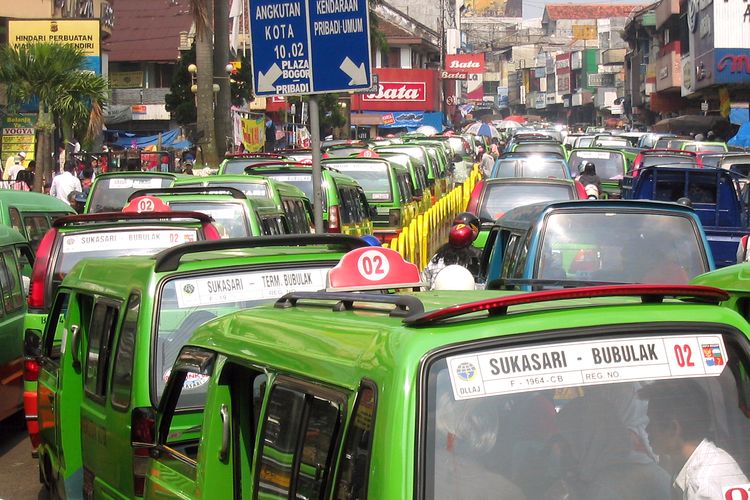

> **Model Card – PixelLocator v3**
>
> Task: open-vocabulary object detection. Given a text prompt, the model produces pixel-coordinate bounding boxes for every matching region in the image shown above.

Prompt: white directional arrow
[340,57,368,86]
[257,64,283,92]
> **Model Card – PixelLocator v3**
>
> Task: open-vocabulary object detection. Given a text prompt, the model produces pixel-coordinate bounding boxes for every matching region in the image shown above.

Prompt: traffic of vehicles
[6,121,750,500]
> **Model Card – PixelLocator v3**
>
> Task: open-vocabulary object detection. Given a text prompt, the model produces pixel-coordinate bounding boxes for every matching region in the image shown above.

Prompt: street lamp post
[188,63,229,106]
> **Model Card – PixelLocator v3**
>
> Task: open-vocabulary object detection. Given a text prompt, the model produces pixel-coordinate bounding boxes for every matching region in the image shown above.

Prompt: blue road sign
[249,0,372,96]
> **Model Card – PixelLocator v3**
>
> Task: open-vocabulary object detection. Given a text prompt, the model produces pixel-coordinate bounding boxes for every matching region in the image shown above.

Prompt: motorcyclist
[423,223,481,288]
[578,161,602,199]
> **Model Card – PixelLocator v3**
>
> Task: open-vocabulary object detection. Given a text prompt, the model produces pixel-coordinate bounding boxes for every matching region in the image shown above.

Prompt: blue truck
[622,165,749,268]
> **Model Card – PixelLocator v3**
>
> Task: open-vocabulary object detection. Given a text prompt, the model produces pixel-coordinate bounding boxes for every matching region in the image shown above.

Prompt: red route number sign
[123,196,171,213]
[327,246,422,291]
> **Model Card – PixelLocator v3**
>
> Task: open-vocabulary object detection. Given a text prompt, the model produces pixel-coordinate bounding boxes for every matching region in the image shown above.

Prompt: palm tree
[0,43,108,192]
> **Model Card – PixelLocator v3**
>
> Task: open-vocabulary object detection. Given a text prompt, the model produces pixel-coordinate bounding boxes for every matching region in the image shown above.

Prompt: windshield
[569,151,625,179]
[447,137,470,156]
[329,162,391,201]
[425,330,750,500]
[478,184,574,221]
[575,137,595,148]
[493,158,569,179]
[53,228,198,293]
[378,147,429,171]
[262,172,327,211]
[168,202,249,238]
[536,211,707,283]
[87,176,173,213]
[154,266,332,405]
[594,139,629,148]
[325,147,368,158]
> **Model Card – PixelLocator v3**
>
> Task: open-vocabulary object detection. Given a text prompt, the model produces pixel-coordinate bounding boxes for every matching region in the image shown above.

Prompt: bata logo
[441,71,468,80]
[363,83,426,101]
[449,60,480,69]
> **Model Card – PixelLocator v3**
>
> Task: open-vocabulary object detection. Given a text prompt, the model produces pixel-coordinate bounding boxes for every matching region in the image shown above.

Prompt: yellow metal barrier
[385,165,482,271]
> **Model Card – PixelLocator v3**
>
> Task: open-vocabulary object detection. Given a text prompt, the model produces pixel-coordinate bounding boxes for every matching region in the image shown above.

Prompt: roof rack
[127,186,246,202]
[275,291,424,318]
[153,234,368,273]
[53,210,213,228]
[404,284,729,327]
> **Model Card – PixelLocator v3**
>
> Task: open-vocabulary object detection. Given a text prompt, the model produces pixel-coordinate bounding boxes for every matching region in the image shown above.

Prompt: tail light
[388,209,401,228]
[24,359,40,382]
[328,205,341,233]
[383,231,400,244]
[131,407,156,497]
[737,235,749,264]
[201,222,222,241]
[28,229,57,310]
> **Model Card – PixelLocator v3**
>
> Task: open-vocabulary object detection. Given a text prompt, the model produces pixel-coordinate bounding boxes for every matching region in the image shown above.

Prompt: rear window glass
[730,163,750,178]
[328,162,392,201]
[478,184,574,221]
[377,146,428,168]
[425,330,750,500]
[325,147,369,158]
[684,144,727,153]
[641,155,697,168]
[57,228,198,276]
[536,211,708,284]
[493,159,569,179]
[88,176,173,213]
[168,202,249,238]
[569,151,625,180]
[223,158,285,175]
[154,266,332,403]
[514,144,564,156]
[179,181,270,199]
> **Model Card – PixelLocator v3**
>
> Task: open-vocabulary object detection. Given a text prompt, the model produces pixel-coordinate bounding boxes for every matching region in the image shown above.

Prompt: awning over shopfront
[112,128,192,149]
[357,111,444,131]
[652,114,732,133]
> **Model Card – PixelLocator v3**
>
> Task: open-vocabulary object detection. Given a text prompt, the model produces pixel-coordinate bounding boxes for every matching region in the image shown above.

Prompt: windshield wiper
[487,278,630,290]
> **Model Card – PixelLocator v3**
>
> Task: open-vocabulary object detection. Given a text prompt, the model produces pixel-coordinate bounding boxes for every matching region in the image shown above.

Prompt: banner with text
[8,19,102,74]
[1,114,36,164]
[240,115,266,152]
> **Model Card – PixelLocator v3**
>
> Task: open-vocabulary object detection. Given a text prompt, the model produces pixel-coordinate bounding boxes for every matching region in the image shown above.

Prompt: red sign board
[445,53,485,74]
[350,68,439,111]
[326,247,422,291]
[381,113,395,125]
[123,196,171,213]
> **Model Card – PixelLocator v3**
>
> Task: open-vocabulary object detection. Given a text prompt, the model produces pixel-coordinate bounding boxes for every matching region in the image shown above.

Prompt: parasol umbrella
[415,125,439,136]
[493,120,522,130]
[504,115,526,124]
[464,122,501,138]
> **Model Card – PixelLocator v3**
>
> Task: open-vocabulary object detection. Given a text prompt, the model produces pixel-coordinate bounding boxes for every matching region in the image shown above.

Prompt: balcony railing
[111,88,170,106]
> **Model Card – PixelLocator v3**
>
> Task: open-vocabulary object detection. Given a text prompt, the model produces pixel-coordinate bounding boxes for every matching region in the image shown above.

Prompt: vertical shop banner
[240,116,266,152]
[466,74,484,101]
[1,114,36,165]
[8,19,102,74]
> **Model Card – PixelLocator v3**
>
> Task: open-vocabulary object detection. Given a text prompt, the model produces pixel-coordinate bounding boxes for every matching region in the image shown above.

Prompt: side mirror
[24,329,42,359]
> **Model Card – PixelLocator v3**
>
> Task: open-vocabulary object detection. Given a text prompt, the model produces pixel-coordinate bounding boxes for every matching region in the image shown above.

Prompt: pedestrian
[89,157,100,176]
[81,167,94,194]
[265,117,277,152]
[478,146,494,178]
[57,145,66,174]
[5,152,26,184]
[17,160,35,190]
[49,161,83,205]
[639,379,748,499]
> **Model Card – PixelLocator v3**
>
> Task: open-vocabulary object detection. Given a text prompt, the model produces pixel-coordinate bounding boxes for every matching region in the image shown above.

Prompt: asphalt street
[0,412,47,500]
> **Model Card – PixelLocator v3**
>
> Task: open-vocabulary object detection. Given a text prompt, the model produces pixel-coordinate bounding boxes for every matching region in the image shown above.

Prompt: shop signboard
[445,53,485,73]
[1,114,36,164]
[715,48,750,84]
[588,73,615,87]
[350,68,439,111]
[8,19,101,74]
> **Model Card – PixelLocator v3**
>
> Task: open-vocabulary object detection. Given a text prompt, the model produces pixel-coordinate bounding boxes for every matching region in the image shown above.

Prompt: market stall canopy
[113,128,192,149]
[728,122,750,149]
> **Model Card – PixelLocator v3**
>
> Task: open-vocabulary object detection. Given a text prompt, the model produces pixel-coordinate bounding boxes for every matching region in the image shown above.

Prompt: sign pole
[309,95,324,234]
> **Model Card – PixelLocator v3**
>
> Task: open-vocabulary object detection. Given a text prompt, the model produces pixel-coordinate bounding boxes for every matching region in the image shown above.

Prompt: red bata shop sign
[445,53,485,73]
[351,68,439,111]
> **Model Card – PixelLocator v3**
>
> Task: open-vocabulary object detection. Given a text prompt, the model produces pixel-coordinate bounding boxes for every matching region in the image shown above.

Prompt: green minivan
[0,191,75,249]
[247,162,375,236]
[174,174,313,233]
[375,144,445,202]
[32,235,368,499]
[84,171,184,213]
[22,210,221,453]
[143,248,750,499]
[322,157,418,243]
[126,186,289,238]
[0,226,34,422]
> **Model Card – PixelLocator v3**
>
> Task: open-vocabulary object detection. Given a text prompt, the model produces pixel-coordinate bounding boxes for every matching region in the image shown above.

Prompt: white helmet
[432,265,476,291]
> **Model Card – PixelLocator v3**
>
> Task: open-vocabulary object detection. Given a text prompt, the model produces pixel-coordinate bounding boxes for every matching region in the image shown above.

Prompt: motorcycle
[584,183,599,199]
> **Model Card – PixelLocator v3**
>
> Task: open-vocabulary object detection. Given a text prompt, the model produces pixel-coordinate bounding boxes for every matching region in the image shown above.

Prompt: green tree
[0,43,108,192]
